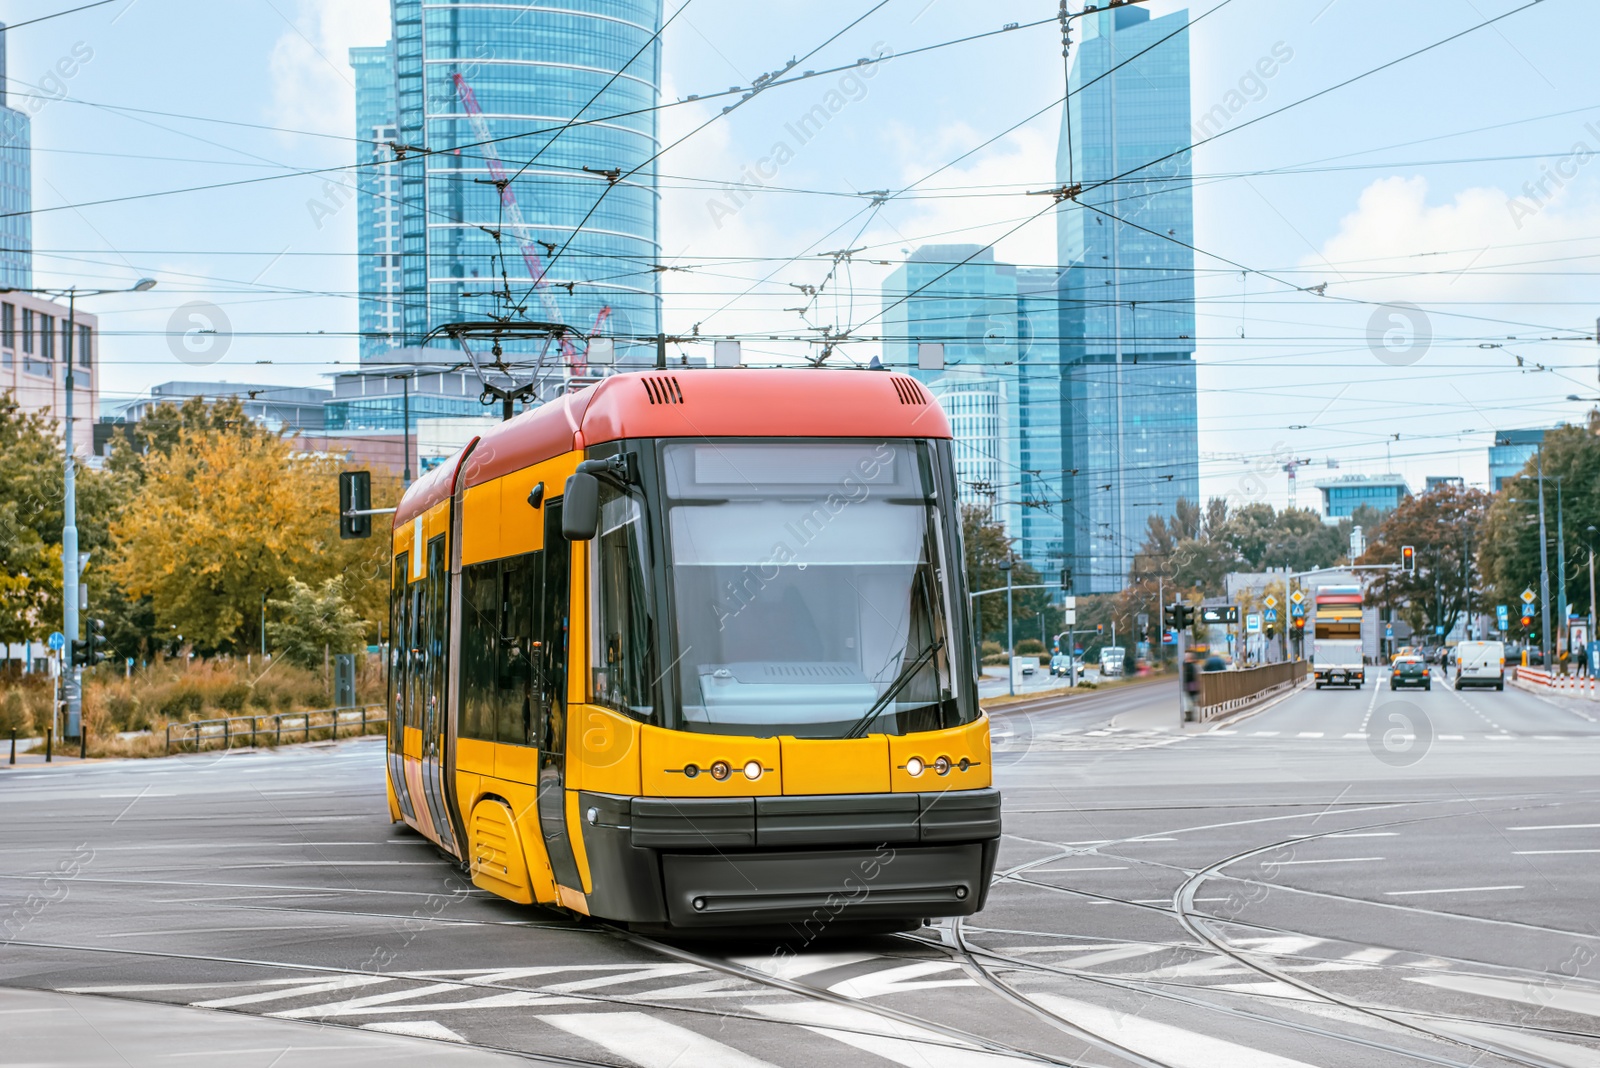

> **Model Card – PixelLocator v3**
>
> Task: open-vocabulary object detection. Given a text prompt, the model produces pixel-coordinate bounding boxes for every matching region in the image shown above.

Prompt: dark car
[1390,655,1431,690]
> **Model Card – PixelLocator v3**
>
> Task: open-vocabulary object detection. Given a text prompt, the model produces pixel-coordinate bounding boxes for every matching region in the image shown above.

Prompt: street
[3,669,1598,1067]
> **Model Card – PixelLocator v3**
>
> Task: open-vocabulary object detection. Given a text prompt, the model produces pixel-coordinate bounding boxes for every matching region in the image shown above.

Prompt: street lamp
[0,279,159,738]
[998,559,1015,697]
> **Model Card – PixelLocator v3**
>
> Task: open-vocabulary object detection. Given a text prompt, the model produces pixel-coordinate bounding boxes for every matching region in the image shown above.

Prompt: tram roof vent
[891,376,928,406]
[641,376,685,405]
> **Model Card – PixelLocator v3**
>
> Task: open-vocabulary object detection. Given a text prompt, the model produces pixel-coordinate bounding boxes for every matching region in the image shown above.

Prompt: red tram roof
[395,368,949,526]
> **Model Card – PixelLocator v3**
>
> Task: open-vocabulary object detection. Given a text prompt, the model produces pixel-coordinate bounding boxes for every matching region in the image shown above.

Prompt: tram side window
[592,485,655,720]
[390,553,408,736]
[497,557,538,746]
[460,562,498,742]
[424,536,449,731]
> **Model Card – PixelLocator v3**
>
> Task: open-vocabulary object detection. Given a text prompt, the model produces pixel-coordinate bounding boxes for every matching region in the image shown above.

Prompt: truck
[1311,584,1365,689]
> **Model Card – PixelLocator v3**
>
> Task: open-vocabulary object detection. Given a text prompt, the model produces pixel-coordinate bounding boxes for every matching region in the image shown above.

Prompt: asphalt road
[3,671,1599,1067]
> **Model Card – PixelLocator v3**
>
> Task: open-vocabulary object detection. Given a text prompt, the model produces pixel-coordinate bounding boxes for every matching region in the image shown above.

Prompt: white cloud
[266,0,390,139]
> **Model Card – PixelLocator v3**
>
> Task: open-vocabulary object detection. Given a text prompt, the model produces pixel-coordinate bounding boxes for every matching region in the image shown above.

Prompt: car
[1454,640,1506,690]
[1390,655,1430,690]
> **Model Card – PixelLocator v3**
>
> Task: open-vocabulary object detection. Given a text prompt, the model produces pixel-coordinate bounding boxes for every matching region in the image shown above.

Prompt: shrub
[0,690,26,735]
[980,641,1003,658]
[1016,639,1046,655]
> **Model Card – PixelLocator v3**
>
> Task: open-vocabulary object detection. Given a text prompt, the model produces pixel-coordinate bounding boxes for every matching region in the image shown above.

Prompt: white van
[1454,641,1506,691]
[1099,647,1126,677]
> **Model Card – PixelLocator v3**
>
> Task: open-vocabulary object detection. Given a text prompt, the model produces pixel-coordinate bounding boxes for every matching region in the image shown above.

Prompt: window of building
[40,315,53,361]
[1,302,12,350]
[77,326,91,369]
[21,308,32,354]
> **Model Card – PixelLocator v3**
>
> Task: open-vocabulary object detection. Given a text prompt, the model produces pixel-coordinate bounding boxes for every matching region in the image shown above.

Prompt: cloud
[266,0,390,139]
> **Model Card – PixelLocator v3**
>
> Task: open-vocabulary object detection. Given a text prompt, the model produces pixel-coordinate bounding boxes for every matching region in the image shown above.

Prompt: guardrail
[1512,666,1595,698]
[1195,661,1308,722]
[164,705,385,755]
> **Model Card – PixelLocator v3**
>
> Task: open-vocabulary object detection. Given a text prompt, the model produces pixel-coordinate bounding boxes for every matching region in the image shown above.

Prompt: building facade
[882,245,1023,549]
[0,27,32,290]
[101,381,331,432]
[1015,267,1067,586]
[1315,474,1411,519]
[1489,428,1552,491]
[352,43,403,360]
[1057,5,1199,594]
[384,0,663,363]
[1,293,97,432]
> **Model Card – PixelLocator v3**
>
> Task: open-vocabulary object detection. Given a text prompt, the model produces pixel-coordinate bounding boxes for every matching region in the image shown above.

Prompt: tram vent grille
[762,664,857,678]
[892,377,928,405]
[642,376,685,405]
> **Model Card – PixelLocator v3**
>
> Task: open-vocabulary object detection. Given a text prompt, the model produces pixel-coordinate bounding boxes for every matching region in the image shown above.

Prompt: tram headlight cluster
[905,755,961,777]
[682,760,765,781]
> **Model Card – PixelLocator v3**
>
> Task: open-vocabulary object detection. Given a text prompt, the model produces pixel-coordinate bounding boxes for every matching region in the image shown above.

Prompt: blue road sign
[1495,605,1509,630]
[1385,624,1395,640]
[47,631,65,652]
[1264,608,1278,622]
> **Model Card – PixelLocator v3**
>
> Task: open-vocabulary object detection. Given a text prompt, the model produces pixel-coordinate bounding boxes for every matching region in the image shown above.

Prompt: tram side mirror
[562,472,601,540]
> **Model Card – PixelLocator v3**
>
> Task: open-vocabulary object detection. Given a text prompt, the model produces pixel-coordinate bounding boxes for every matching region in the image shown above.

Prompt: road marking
[1486,734,1514,740]
[98,793,174,798]
[829,961,975,998]
[1032,866,1129,873]
[1513,849,1600,855]
[1341,732,1366,739]
[1252,731,1280,737]
[1384,885,1523,896]
[1296,732,1324,738]
[1427,1019,1600,1068]
[1341,948,1396,963]
[192,976,391,1008]
[1359,682,1382,732]
[361,1020,465,1043]
[541,1011,780,1068]
[752,1001,1035,1066]
[729,951,879,982]
[1408,972,1600,1020]
[1440,734,1465,740]
[1327,832,1397,838]
[1210,729,1237,735]
[1031,994,1321,1067]
[1508,823,1600,831]
[1266,857,1385,866]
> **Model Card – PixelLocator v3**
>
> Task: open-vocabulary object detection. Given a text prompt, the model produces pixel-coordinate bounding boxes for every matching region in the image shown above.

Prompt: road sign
[1264,608,1278,622]
[1385,624,1394,640]
[1264,595,1278,609]
[1435,625,1446,635]
[1290,589,1305,606]
[47,631,65,652]
[1290,602,1306,617]
[1522,589,1536,605]
[1495,604,1509,630]
[1199,606,1239,625]
[1246,613,1262,635]
[1062,607,1077,625]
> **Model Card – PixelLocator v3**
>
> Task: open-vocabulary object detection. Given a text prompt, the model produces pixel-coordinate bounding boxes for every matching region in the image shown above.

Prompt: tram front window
[663,440,961,737]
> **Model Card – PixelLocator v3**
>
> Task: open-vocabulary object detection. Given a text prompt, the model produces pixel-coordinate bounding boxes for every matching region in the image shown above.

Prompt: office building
[1315,473,1411,520]
[352,43,402,360]
[0,27,31,290]
[1016,267,1067,586]
[384,0,663,364]
[101,381,331,432]
[1489,428,1554,491]
[882,245,1023,546]
[1057,5,1199,594]
[1,293,97,428]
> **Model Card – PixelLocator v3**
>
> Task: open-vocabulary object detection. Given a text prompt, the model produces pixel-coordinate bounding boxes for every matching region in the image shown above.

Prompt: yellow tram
[386,368,999,931]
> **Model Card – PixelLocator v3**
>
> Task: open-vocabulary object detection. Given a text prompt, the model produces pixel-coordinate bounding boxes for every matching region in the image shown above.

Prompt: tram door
[418,534,457,853]
[388,553,416,823]
[535,500,583,890]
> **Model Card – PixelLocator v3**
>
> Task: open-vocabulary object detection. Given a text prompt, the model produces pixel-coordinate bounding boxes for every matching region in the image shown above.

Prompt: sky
[6,0,1597,510]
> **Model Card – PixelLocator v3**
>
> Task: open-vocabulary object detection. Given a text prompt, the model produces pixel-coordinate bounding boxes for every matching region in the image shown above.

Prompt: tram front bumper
[577,788,1001,928]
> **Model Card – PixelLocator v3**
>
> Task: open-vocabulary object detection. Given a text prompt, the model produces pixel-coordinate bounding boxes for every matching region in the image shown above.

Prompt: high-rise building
[1489,428,1554,491]
[1057,6,1198,594]
[352,43,401,360]
[882,245,1023,547]
[388,0,663,361]
[1315,474,1411,520]
[0,26,33,289]
[1016,267,1067,586]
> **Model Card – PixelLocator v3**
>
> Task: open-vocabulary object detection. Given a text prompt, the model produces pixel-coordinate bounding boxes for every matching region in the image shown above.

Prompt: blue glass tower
[0,28,32,290]
[352,43,400,360]
[1057,6,1198,593]
[390,0,662,361]
[882,245,1023,548]
[1016,267,1066,586]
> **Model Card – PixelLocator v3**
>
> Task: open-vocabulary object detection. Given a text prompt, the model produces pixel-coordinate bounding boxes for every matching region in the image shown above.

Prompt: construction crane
[1282,458,1313,509]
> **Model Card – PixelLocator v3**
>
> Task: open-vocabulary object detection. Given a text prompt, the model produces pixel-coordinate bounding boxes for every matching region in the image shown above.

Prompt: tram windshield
[663,440,959,737]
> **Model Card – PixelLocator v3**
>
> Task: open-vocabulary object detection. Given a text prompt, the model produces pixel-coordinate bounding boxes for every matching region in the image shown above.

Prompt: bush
[0,690,26,735]
[1016,639,1046,656]
[980,641,1003,659]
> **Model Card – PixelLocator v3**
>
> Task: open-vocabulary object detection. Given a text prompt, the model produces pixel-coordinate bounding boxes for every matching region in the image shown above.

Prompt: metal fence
[1196,661,1308,722]
[164,705,385,755]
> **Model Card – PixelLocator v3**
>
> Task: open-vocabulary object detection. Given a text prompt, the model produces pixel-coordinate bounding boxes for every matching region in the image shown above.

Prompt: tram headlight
[710,760,731,781]
[743,760,763,780]
[905,757,925,777]
[934,755,952,776]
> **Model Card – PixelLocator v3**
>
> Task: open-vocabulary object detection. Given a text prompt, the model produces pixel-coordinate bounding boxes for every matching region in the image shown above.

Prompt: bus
[1311,584,1365,689]
[385,368,999,933]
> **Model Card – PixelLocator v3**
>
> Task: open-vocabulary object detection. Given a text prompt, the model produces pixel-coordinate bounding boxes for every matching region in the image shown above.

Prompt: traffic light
[1060,567,1072,593]
[71,619,107,668]
[1163,602,1194,630]
[340,471,372,539]
[1265,624,1276,640]
[1401,545,1415,573]
[1521,614,1533,628]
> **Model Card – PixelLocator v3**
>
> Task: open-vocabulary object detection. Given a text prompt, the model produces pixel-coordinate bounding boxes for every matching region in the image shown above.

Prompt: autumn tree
[266,578,367,668]
[1359,483,1489,638]
[961,504,1050,647]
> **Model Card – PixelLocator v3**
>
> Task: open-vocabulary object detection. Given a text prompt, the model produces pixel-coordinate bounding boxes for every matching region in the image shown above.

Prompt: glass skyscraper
[387,0,663,362]
[1057,6,1199,594]
[882,245,1023,552]
[352,43,401,360]
[0,27,32,289]
[1016,267,1066,586]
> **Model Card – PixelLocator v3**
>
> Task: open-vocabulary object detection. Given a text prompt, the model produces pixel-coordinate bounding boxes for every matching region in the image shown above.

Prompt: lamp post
[1537,450,1553,668]
[999,559,1015,697]
[0,279,157,739]
[1588,525,1598,676]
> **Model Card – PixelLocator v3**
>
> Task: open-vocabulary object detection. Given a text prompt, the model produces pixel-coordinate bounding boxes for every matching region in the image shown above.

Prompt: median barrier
[164,705,385,755]
[1194,661,1308,722]
[1511,666,1596,698]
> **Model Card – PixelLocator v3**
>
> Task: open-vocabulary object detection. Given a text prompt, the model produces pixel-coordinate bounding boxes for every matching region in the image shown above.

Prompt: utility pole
[1000,560,1015,697]
[62,288,80,739]
[1556,478,1568,663]
[1588,524,1597,675]
[1537,449,1553,667]
[402,373,413,486]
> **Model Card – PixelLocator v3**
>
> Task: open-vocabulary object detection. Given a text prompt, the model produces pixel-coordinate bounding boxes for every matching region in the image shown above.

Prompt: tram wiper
[841,639,944,740]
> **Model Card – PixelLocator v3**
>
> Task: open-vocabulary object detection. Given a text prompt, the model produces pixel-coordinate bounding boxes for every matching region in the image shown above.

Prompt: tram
[385,368,999,931]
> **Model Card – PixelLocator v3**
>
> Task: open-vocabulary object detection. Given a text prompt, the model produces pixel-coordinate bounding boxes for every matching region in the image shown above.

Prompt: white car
[1453,640,1506,691]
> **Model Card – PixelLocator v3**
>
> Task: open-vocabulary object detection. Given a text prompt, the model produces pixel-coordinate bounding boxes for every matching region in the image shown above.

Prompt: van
[1454,640,1505,691]
[1099,647,1126,677]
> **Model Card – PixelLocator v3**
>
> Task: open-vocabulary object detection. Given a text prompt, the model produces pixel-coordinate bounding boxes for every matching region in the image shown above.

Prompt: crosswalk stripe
[361,1020,466,1043]
[751,1001,1035,1065]
[540,1010,779,1068]
[1031,993,1322,1067]
[1408,973,1600,1018]
[827,961,974,998]
[1427,1018,1600,1067]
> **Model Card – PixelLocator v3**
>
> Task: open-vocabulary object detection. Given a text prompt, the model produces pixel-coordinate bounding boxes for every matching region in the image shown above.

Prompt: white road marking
[1341,732,1366,739]
[1296,732,1324,738]
[829,961,975,998]
[1428,1018,1600,1066]
[1341,948,1396,963]
[1440,735,1465,740]
[1265,857,1385,866]
[1252,731,1280,737]
[540,1010,776,1067]
[1384,885,1523,896]
[1508,823,1600,831]
[361,1020,465,1043]
[1327,832,1398,838]
[1358,683,1382,732]
[192,975,391,1008]
[752,1001,1035,1066]
[1409,972,1600,1020]
[1031,993,1322,1067]
[729,951,878,982]
[1032,866,1129,873]
[1514,849,1600,855]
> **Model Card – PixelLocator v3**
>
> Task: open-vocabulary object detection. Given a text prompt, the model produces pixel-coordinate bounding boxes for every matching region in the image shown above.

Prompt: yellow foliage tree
[108,427,396,655]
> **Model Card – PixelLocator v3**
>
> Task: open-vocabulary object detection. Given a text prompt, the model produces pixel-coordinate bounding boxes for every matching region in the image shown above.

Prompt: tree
[266,578,366,668]
[106,422,395,655]
[1360,484,1489,638]
[961,505,1048,647]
